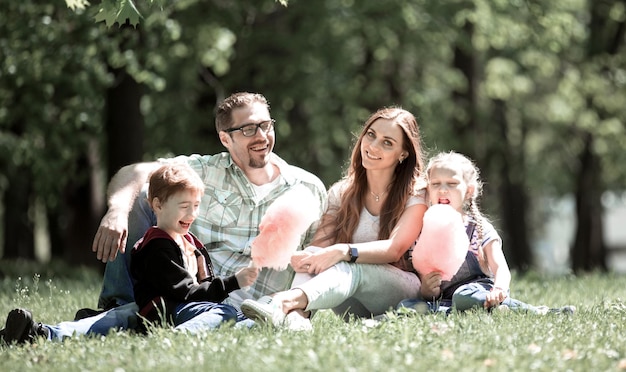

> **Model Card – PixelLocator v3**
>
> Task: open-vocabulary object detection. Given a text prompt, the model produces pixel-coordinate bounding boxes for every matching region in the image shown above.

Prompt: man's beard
[249,154,269,169]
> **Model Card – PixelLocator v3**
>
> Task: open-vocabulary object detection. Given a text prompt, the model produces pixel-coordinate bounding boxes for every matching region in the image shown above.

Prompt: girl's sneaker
[536,305,576,315]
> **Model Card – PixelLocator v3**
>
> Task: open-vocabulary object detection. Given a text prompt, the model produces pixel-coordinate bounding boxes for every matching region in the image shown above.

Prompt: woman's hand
[297,244,347,275]
[420,271,442,299]
[291,250,314,273]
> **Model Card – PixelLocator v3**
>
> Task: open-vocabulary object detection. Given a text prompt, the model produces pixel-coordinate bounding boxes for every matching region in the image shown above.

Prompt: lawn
[1,259,625,372]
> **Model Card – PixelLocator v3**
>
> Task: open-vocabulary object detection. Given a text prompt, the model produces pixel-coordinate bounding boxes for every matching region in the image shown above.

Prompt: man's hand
[92,210,129,262]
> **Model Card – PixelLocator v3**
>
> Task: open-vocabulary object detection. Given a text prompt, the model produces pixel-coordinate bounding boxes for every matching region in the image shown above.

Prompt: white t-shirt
[326,180,426,243]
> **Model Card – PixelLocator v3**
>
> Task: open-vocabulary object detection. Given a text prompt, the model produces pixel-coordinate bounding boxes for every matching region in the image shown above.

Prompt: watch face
[350,247,358,262]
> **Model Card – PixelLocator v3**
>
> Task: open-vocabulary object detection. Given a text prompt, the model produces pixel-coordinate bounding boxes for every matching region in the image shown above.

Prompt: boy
[2,163,258,344]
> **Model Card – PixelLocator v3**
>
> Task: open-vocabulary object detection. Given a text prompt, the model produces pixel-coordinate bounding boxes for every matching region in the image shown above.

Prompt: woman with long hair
[241,107,427,330]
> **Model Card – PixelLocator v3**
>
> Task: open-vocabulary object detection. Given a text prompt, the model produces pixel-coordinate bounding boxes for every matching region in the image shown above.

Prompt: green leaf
[65,0,89,11]
[94,1,119,28]
[94,0,142,28]
[117,0,142,27]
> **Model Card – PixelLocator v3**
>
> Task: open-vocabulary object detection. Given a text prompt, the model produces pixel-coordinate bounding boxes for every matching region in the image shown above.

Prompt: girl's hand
[235,266,259,288]
[484,287,507,309]
[420,271,442,299]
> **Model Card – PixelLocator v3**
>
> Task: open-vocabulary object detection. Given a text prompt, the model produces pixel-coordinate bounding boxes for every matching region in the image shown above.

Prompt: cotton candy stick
[412,204,468,280]
[250,185,320,271]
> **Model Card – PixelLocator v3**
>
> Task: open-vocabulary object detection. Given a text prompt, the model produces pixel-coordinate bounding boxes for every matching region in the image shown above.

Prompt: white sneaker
[535,305,576,315]
[284,312,313,332]
[241,299,313,331]
[257,295,273,305]
[496,304,510,312]
[241,299,285,327]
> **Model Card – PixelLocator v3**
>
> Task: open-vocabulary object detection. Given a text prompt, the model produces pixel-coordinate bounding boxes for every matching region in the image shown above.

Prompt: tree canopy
[2,0,625,272]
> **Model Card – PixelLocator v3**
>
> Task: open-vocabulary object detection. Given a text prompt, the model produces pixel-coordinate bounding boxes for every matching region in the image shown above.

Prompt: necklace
[370,190,387,202]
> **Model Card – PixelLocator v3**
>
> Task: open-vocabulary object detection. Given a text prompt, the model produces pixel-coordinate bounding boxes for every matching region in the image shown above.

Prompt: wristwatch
[348,245,359,263]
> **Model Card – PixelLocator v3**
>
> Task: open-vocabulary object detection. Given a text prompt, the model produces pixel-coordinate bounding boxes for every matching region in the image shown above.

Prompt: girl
[241,107,428,329]
[398,151,575,315]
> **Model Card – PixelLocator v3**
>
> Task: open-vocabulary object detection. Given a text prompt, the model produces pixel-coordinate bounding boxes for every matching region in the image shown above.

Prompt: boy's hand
[235,266,259,288]
[420,271,442,299]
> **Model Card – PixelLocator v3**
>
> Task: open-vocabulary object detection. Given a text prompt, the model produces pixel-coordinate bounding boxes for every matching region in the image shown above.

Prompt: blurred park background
[0,0,624,276]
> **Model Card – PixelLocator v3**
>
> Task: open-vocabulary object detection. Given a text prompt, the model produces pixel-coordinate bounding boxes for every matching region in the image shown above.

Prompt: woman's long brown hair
[313,107,425,245]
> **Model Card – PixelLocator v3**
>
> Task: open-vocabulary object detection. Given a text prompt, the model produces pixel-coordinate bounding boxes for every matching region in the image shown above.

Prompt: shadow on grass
[0,258,103,282]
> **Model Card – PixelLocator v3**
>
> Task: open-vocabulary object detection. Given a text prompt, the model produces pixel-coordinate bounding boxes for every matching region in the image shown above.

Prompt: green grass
[1,260,626,372]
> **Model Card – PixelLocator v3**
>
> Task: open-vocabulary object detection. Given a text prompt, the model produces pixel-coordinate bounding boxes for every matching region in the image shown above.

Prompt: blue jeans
[99,185,156,308]
[398,281,541,314]
[45,303,139,341]
[43,303,254,341]
[172,302,238,333]
[452,282,539,312]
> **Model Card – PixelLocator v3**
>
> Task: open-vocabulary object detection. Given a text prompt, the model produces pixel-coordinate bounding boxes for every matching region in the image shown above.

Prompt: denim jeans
[294,259,421,319]
[99,185,156,309]
[172,302,238,333]
[45,302,139,341]
[452,282,540,313]
[398,281,541,314]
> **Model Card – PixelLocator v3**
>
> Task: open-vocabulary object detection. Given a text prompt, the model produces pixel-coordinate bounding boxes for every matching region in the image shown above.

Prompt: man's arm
[92,161,161,262]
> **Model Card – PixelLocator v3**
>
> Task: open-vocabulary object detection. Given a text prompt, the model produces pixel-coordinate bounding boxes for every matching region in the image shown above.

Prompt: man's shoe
[74,300,119,321]
[74,308,107,321]
[3,308,49,344]
[241,299,286,328]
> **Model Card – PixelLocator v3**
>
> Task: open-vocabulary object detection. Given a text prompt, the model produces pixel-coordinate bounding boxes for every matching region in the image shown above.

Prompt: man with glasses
[1,92,327,341]
[93,92,327,312]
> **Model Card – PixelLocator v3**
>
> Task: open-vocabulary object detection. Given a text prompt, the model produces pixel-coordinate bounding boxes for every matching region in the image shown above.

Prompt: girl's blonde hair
[314,107,425,244]
[426,151,489,269]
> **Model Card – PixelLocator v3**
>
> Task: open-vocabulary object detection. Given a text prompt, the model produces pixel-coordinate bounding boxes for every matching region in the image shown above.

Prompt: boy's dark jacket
[131,227,240,325]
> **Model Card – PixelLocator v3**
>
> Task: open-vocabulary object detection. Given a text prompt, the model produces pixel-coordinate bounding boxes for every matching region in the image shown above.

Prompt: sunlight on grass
[0,261,625,371]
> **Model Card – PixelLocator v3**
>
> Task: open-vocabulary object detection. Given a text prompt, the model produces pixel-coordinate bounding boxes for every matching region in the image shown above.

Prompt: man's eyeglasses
[224,119,275,137]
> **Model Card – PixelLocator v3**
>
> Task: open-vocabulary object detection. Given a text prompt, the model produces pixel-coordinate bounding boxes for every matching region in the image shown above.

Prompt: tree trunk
[105,67,145,179]
[3,166,35,259]
[492,99,532,270]
[62,141,106,269]
[58,63,144,267]
[451,21,478,157]
[2,113,35,260]
[571,133,606,272]
[569,0,625,272]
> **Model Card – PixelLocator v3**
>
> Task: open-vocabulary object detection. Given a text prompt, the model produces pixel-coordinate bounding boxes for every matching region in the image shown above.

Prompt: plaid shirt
[165,152,327,308]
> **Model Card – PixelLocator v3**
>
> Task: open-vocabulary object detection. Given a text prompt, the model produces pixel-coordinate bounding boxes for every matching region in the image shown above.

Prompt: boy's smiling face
[153,189,202,238]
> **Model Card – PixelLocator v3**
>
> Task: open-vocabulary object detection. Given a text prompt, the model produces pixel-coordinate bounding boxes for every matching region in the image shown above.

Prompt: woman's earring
[399,157,404,164]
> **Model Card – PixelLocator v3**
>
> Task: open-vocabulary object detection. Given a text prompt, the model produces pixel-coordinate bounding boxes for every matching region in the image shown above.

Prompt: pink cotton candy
[251,185,320,270]
[412,204,468,280]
